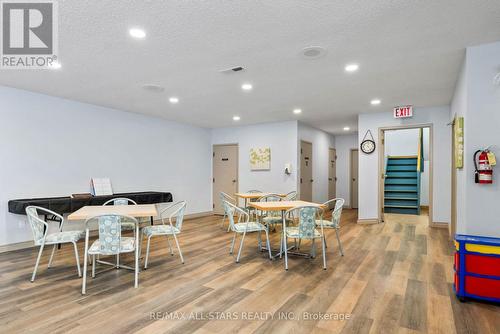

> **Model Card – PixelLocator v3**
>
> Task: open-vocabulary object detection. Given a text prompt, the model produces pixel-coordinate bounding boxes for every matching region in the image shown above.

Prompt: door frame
[329,147,337,199]
[212,143,239,213]
[378,123,433,227]
[299,140,313,201]
[350,148,359,209]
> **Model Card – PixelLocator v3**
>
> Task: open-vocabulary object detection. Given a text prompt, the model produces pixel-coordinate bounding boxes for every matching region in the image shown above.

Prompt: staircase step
[386,171,418,178]
[385,178,418,185]
[387,165,418,171]
[384,199,418,206]
[384,204,419,209]
[388,159,418,165]
[385,188,418,193]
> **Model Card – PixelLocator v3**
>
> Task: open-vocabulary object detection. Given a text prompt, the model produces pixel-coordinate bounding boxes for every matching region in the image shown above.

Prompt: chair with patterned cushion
[283,206,326,271]
[257,194,284,230]
[81,214,140,294]
[25,206,83,282]
[223,200,272,263]
[284,191,297,201]
[245,190,262,220]
[219,192,245,232]
[142,201,186,268]
[315,198,345,256]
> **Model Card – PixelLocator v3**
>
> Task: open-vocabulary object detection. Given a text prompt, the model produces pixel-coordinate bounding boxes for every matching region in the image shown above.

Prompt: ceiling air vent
[219,66,245,74]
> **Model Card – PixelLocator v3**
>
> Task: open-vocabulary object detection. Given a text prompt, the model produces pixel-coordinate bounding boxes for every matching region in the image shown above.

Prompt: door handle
[352,178,356,181]
[310,179,314,182]
[232,179,237,183]
[328,178,332,181]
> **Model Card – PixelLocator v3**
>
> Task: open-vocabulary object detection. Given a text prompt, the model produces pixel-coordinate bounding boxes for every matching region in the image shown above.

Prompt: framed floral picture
[250,147,271,170]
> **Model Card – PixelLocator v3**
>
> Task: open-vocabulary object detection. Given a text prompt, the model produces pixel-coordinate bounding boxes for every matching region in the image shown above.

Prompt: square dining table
[234,192,286,208]
[249,200,325,270]
[67,204,158,221]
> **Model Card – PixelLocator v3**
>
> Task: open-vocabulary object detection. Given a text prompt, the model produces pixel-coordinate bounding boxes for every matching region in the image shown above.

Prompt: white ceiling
[2,0,500,134]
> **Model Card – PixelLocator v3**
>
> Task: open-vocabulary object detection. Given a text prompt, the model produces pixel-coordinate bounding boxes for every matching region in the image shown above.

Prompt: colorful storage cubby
[454,234,500,303]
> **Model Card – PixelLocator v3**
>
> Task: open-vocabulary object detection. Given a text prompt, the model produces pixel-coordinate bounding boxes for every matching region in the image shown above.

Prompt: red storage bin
[465,254,500,277]
[465,276,500,299]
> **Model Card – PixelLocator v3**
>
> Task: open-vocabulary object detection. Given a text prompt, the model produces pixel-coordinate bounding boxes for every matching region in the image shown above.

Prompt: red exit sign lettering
[394,105,413,118]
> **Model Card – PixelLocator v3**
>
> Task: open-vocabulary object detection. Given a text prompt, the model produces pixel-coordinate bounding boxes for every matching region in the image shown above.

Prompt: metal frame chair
[81,214,140,294]
[257,194,284,229]
[284,191,298,201]
[219,192,238,231]
[223,201,272,263]
[316,198,345,256]
[102,197,141,267]
[284,206,326,270]
[25,206,83,282]
[141,201,187,268]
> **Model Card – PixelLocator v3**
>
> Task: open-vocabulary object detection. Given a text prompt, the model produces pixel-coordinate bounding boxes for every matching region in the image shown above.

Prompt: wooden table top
[67,204,158,221]
[249,200,324,211]
[235,192,286,199]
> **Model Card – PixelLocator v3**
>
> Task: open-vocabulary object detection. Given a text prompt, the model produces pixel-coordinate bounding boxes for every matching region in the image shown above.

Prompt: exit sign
[394,105,413,118]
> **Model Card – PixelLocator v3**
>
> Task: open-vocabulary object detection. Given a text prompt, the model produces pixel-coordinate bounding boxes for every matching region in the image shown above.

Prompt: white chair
[102,197,145,267]
[81,214,140,294]
[142,201,186,268]
[257,194,284,230]
[284,191,297,201]
[219,192,245,232]
[25,206,83,282]
[223,201,272,263]
[284,206,327,271]
[315,198,345,256]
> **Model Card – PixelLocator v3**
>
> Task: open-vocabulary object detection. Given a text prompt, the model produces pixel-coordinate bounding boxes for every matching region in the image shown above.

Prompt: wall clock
[360,130,376,154]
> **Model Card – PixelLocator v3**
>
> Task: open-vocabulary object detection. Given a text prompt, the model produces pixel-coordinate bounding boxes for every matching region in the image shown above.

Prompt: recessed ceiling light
[343,126,350,131]
[241,83,253,91]
[345,63,359,72]
[169,97,179,104]
[129,28,146,39]
[293,108,302,114]
[371,99,381,105]
[233,116,241,121]
[50,61,61,69]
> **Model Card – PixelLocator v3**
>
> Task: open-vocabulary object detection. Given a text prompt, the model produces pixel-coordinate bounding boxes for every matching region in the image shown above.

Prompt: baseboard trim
[184,211,213,220]
[0,240,34,253]
[431,221,448,229]
[357,218,380,225]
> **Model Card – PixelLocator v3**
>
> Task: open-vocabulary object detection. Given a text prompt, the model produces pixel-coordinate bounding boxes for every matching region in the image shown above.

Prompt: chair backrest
[25,206,48,245]
[284,191,297,201]
[85,214,137,255]
[222,200,248,231]
[257,194,282,217]
[103,197,137,206]
[220,192,235,205]
[160,201,187,230]
[322,198,345,228]
[286,206,322,238]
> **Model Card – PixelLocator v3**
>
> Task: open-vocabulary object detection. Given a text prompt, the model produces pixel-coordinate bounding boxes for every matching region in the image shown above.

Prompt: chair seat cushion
[233,222,266,233]
[44,230,84,244]
[142,225,180,236]
[286,227,322,239]
[88,237,135,254]
[315,219,339,228]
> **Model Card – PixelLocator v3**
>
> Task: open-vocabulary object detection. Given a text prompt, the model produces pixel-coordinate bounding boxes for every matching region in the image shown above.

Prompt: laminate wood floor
[0,210,498,334]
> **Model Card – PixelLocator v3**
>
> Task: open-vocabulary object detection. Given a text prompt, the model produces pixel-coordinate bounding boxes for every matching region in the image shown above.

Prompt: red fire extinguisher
[474,149,493,184]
